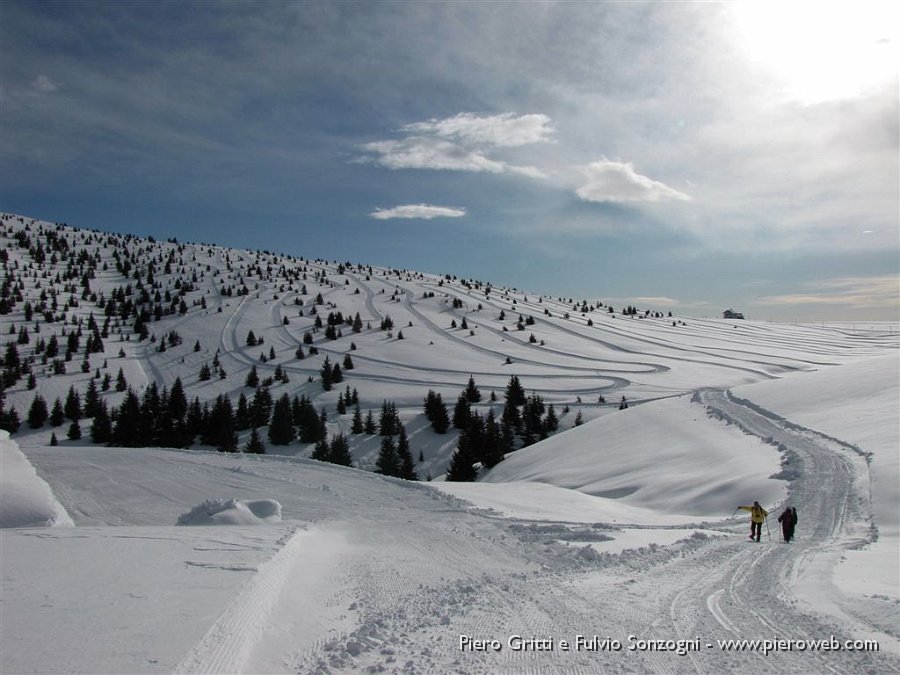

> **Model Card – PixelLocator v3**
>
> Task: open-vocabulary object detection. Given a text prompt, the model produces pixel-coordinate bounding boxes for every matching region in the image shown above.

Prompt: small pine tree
[453,393,471,430]
[268,393,295,445]
[67,420,82,440]
[364,409,377,434]
[90,402,112,443]
[464,375,481,403]
[64,386,82,421]
[375,435,400,476]
[397,426,417,481]
[50,432,59,446]
[27,395,49,429]
[351,403,363,434]
[245,364,260,388]
[245,427,266,454]
[446,443,478,482]
[329,433,353,466]
[50,399,65,427]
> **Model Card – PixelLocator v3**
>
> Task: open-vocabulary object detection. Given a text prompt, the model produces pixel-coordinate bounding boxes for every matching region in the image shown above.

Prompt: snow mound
[482,395,785,517]
[0,431,74,528]
[176,498,282,526]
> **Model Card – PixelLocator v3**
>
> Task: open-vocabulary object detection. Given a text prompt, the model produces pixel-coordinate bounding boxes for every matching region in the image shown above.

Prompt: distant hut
[723,309,745,319]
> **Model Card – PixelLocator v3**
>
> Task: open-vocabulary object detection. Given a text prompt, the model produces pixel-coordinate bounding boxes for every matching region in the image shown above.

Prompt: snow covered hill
[1,214,898,673]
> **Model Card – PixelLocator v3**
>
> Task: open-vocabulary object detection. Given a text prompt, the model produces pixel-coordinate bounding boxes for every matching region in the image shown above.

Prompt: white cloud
[402,112,555,147]
[361,137,507,173]
[576,160,691,203]
[370,204,467,220]
[359,112,551,178]
[32,75,58,92]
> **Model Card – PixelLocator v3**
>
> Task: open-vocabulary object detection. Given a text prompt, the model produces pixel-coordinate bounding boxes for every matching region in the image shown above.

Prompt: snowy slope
[0,430,73,528]
[469,394,787,516]
[1,214,899,674]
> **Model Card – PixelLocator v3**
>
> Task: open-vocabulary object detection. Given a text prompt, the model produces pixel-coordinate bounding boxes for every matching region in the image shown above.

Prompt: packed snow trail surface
[18,387,899,675]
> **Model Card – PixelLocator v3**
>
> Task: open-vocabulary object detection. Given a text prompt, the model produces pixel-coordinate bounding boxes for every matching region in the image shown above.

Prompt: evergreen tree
[543,404,559,435]
[64,386,82,421]
[329,433,353,466]
[115,367,127,391]
[351,403,363,434]
[320,356,333,391]
[50,432,59,446]
[453,393,471,430]
[112,390,142,446]
[50,398,65,427]
[574,410,584,426]
[363,409,377,434]
[464,375,482,402]
[481,408,505,469]
[27,394,48,429]
[246,330,257,346]
[83,379,101,418]
[67,420,82,440]
[295,395,321,443]
[0,403,20,434]
[397,425,417,480]
[245,364,260,388]
[206,395,238,452]
[446,444,478,482]
[318,408,328,443]
[342,354,354,370]
[245,427,266,454]
[235,393,250,431]
[250,387,273,429]
[431,394,450,434]
[311,437,329,461]
[423,390,438,421]
[376,435,400,476]
[268,393,295,445]
[90,401,112,444]
[504,375,525,406]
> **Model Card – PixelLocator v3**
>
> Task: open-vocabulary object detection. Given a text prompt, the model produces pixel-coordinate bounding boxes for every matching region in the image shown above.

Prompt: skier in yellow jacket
[738,501,768,541]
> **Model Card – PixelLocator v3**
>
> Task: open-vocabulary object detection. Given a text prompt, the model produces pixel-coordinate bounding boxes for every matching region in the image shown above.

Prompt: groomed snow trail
[17,388,899,673]
[281,390,899,674]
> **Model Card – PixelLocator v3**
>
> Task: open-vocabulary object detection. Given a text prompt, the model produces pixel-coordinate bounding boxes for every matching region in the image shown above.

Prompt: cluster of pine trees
[446,375,559,482]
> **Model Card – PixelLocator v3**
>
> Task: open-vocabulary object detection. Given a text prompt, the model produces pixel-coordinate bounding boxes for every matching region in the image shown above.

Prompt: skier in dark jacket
[778,506,795,542]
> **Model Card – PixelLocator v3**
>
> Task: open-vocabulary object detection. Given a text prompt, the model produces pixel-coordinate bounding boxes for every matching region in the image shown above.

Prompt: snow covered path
[9,377,898,675]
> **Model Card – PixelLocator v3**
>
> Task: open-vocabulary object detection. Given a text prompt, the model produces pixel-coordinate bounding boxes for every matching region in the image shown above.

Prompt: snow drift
[480,394,786,516]
[176,498,282,526]
[0,431,73,528]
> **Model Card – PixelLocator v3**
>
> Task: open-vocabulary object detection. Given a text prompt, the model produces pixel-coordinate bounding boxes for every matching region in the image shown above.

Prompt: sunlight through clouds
[755,275,900,309]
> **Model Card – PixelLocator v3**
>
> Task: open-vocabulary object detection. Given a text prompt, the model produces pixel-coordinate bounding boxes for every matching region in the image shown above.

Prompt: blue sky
[2,1,897,321]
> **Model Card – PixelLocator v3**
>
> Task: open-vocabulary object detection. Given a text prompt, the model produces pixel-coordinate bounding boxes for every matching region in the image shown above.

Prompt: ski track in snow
[229,390,898,674]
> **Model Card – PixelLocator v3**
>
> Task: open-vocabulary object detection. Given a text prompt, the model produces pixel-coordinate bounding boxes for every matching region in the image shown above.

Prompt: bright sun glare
[731,1,898,104]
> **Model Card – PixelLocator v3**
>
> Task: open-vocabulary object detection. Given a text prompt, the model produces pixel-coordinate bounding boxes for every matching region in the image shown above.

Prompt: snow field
[1,215,898,673]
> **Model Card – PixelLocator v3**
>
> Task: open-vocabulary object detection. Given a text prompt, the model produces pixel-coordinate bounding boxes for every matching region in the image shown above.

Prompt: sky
[1,1,898,322]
